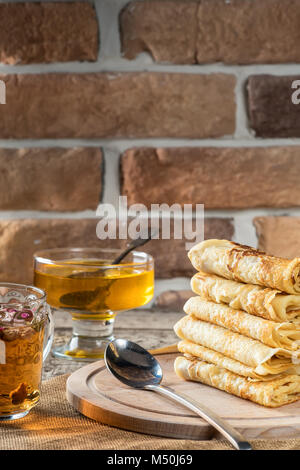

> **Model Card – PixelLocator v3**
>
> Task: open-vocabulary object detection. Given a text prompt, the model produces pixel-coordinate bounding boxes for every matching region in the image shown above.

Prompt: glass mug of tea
[0,283,53,420]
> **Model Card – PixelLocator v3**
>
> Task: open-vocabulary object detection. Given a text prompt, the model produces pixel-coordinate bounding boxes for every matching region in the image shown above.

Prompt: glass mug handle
[43,305,54,361]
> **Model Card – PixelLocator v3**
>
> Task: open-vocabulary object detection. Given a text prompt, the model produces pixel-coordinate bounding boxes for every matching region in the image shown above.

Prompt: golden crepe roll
[184,297,300,351]
[191,271,300,323]
[174,356,300,407]
[174,315,297,376]
[188,239,300,294]
[177,340,300,381]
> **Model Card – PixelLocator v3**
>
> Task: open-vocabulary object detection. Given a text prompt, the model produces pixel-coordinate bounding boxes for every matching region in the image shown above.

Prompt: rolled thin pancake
[174,315,296,376]
[174,356,300,407]
[184,297,300,350]
[177,340,300,380]
[191,271,300,323]
[188,239,300,294]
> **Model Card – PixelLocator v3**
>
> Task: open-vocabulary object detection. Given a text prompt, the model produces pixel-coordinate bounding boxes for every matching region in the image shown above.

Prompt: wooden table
[42,308,182,380]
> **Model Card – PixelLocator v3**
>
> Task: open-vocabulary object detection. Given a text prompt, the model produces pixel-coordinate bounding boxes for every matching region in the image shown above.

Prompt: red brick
[254,217,300,259]
[248,75,300,138]
[121,147,300,209]
[0,3,98,64]
[144,217,234,278]
[0,72,235,139]
[121,0,300,65]
[196,0,300,64]
[0,219,104,284]
[0,147,102,211]
[120,1,198,63]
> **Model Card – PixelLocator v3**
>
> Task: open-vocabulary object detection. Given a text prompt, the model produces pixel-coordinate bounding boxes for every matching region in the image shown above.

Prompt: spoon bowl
[105,339,162,388]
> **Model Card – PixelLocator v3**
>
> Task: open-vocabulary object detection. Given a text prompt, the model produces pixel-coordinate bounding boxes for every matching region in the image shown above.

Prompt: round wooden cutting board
[66,353,300,440]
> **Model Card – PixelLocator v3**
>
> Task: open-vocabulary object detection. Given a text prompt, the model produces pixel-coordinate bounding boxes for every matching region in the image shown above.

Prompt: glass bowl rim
[0,282,46,304]
[33,247,154,269]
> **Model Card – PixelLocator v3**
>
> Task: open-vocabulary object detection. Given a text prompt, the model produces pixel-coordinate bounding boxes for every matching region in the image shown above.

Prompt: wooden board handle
[149,344,178,355]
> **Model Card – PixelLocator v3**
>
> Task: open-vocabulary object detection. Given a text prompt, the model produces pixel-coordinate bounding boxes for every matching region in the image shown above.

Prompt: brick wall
[1,0,300,305]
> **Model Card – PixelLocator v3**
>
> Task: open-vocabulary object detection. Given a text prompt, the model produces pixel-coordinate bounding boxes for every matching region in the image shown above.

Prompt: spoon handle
[112,230,158,265]
[145,384,252,451]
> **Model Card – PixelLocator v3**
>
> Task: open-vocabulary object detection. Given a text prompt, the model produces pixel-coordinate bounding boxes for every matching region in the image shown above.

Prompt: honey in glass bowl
[34,248,154,361]
[34,260,154,316]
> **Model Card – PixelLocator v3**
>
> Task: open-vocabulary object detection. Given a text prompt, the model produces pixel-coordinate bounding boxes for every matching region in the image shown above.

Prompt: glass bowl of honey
[33,248,154,361]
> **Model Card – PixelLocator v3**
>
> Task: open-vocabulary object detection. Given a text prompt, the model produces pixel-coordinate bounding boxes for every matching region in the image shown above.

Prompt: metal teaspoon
[104,339,252,451]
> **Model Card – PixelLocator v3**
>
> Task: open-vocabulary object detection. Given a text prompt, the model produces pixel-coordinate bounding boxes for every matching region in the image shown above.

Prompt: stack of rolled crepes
[174,239,300,407]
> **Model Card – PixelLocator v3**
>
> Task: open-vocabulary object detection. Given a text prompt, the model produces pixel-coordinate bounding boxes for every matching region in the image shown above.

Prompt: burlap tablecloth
[0,374,300,450]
